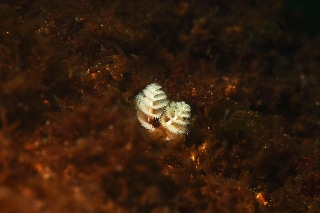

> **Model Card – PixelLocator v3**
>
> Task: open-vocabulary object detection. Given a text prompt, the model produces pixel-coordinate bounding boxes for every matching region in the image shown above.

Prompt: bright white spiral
[160,101,191,134]
[135,83,169,130]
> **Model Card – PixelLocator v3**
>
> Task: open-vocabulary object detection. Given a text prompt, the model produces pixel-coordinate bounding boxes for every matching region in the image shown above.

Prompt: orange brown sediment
[0,0,320,212]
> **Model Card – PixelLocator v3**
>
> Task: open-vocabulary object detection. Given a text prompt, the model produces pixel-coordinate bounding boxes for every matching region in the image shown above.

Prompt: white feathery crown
[135,83,191,136]
[135,83,169,130]
[161,101,191,134]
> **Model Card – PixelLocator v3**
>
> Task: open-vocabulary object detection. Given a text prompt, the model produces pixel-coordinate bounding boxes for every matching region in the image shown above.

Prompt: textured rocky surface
[0,1,320,212]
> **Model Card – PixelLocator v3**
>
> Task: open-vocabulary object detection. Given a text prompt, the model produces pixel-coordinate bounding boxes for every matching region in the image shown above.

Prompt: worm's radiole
[135,83,191,139]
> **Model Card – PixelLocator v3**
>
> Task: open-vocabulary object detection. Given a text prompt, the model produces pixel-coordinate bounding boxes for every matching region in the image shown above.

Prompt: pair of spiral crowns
[135,83,191,136]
